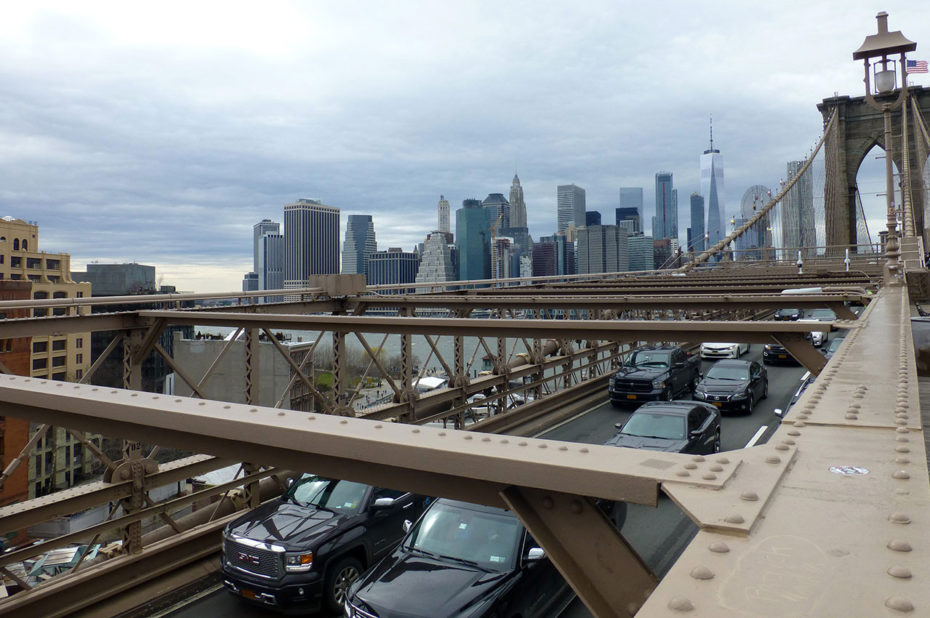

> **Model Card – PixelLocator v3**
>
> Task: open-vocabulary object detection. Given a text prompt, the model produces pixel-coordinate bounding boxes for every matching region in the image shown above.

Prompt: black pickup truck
[608,345,701,406]
[221,474,428,614]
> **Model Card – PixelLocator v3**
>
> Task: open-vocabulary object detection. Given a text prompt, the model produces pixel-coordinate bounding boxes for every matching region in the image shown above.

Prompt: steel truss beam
[0,375,746,616]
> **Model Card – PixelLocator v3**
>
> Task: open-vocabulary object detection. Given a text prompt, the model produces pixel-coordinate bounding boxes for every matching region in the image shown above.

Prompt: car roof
[710,359,752,368]
[637,401,709,416]
[633,344,678,352]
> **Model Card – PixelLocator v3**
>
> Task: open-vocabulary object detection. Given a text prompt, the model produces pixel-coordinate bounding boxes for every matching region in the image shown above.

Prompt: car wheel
[325,556,363,613]
[746,394,755,415]
[713,429,721,453]
[665,389,674,401]
[735,346,741,359]
[762,380,769,400]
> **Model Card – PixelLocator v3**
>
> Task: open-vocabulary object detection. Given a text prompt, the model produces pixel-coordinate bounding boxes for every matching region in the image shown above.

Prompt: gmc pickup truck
[221,474,428,614]
[608,345,701,406]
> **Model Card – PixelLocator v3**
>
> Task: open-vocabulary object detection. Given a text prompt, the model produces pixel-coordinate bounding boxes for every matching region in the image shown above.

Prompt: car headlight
[731,391,748,400]
[693,390,706,399]
[652,378,665,390]
[285,551,313,572]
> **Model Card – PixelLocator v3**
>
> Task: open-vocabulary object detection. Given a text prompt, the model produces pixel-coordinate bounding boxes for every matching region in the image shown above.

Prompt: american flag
[906,59,928,74]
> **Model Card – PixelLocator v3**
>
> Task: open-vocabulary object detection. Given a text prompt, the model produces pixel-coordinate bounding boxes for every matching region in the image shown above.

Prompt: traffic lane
[175,351,809,618]
[543,346,806,452]
[555,349,806,617]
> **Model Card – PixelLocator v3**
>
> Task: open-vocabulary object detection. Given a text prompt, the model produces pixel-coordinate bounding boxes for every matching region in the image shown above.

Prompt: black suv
[346,499,575,618]
[222,474,428,613]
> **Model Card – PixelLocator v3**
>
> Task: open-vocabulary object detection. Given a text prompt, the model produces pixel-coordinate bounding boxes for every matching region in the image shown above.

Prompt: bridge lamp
[853,11,915,105]
[853,11,916,283]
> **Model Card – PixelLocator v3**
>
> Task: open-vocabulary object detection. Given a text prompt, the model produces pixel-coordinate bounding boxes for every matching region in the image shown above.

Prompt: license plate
[241,589,257,600]
[626,394,637,400]
[712,402,722,407]
[778,354,787,359]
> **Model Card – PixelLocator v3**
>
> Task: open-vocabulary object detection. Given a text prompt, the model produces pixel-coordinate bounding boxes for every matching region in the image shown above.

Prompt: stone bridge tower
[818,86,930,249]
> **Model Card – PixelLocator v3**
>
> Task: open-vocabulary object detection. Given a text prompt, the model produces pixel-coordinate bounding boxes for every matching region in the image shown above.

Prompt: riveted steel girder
[502,487,657,618]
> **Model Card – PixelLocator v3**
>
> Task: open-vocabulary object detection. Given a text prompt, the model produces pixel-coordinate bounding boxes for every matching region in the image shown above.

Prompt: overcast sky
[1,1,928,292]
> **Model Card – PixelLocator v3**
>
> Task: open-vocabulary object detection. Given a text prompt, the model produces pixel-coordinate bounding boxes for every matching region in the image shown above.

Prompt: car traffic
[222,474,429,613]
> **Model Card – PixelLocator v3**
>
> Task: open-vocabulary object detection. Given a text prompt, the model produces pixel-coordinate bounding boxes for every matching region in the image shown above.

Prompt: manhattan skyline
[0,3,926,291]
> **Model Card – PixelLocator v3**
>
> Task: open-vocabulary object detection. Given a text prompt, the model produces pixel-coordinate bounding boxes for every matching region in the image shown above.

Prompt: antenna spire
[709,115,714,150]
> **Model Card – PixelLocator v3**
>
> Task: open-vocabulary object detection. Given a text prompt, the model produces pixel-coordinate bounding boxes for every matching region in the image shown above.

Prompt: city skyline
[0,3,926,291]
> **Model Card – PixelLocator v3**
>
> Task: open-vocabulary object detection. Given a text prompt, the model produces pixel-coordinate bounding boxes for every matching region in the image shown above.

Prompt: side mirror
[373,497,395,509]
[614,422,624,431]
[774,408,785,418]
[286,477,295,488]
[526,547,545,561]
[402,519,412,533]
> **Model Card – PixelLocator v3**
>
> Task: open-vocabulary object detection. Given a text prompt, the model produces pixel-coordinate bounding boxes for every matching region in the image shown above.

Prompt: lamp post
[853,11,916,286]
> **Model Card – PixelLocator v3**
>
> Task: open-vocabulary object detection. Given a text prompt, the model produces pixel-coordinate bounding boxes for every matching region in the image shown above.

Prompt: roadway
[166,346,806,618]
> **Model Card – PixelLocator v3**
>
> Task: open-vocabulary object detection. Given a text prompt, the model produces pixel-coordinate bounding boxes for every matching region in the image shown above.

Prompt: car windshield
[404,502,522,572]
[628,351,671,368]
[776,308,800,316]
[705,365,749,381]
[285,474,368,513]
[621,412,686,440]
[808,309,836,320]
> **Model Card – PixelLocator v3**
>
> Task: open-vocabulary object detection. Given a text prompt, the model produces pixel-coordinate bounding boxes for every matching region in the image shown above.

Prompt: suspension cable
[682,107,839,271]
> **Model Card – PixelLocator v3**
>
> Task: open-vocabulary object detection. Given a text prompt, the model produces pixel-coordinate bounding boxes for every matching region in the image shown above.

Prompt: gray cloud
[0,2,925,290]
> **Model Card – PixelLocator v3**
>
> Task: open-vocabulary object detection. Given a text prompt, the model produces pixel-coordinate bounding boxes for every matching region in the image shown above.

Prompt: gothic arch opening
[855,143,901,249]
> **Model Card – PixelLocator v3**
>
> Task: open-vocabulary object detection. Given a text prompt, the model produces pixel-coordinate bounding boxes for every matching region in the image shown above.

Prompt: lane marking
[745,425,768,448]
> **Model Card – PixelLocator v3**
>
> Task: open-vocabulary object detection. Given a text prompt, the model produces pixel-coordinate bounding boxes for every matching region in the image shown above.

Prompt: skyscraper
[557,184,585,233]
[576,225,629,274]
[689,193,705,253]
[252,219,283,293]
[538,233,575,275]
[627,234,655,271]
[782,162,816,256]
[257,233,284,295]
[509,174,526,228]
[366,248,418,293]
[253,219,279,273]
[283,199,340,288]
[618,187,643,233]
[700,119,725,249]
[654,172,676,240]
[482,193,510,230]
[437,195,451,234]
[416,231,456,292]
[342,214,377,275]
[456,199,490,281]
[585,211,601,227]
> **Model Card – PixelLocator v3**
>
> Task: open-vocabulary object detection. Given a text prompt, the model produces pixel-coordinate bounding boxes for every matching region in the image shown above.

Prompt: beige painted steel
[639,285,930,616]
[0,377,746,508]
[0,455,229,535]
[502,487,658,618]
